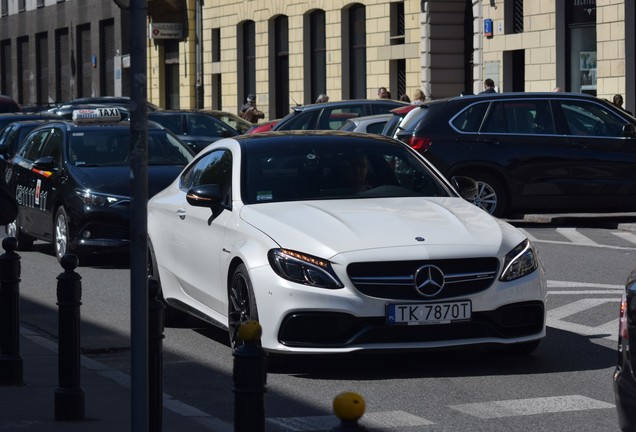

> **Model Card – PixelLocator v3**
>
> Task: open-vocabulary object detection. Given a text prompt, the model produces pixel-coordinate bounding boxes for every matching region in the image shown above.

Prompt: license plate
[386,300,472,325]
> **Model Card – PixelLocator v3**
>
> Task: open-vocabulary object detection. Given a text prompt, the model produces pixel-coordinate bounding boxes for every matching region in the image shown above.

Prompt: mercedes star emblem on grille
[414,264,445,297]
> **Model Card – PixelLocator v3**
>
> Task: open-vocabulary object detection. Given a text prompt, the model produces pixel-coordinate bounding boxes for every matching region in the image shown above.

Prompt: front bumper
[251,262,547,354]
[69,203,130,254]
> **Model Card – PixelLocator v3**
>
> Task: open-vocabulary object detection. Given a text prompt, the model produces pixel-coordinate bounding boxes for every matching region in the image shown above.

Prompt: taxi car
[147,130,547,354]
[4,108,193,262]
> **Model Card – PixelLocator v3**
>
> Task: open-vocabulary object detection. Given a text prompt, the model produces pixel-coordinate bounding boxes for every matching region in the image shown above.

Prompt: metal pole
[129,0,149,430]
[0,237,23,386]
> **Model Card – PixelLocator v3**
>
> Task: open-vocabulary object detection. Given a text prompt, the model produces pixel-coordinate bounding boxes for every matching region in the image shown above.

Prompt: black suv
[272,99,408,131]
[396,92,636,217]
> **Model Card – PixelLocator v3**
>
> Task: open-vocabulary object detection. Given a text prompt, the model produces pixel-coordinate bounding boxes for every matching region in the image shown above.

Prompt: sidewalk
[0,325,232,432]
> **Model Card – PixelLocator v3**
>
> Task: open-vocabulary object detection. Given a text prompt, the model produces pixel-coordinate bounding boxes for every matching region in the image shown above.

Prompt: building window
[304,9,326,104]
[1,40,11,95]
[504,0,524,34]
[36,32,49,106]
[212,28,221,63]
[17,36,29,104]
[390,1,405,45]
[238,20,256,108]
[100,19,115,96]
[37,0,45,7]
[567,0,596,95]
[18,0,25,12]
[212,73,222,110]
[342,4,366,99]
[1,0,7,16]
[55,28,71,102]
[270,15,289,118]
[77,24,91,98]
[390,59,406,100]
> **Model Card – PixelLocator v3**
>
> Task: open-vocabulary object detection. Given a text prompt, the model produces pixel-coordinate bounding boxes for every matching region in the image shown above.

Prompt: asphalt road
[8,215,634,431]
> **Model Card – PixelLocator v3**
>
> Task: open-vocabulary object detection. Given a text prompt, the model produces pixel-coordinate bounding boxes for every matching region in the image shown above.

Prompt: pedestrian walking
[239,94,265,124]
[480,79,497,94]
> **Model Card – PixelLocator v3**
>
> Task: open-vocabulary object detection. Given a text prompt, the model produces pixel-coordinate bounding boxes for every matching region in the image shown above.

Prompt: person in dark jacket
[480,78,497,94]
[0,178,17,225]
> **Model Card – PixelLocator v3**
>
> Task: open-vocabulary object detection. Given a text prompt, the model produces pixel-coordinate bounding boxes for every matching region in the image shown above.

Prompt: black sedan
[0,119,55,176]
[4,108,193,261]
[615,268,636,431]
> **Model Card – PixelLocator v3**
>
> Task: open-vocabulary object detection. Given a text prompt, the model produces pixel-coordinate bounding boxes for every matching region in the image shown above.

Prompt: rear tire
[228,264,259,349]
[6,219,35,251]
[465,172,508,218]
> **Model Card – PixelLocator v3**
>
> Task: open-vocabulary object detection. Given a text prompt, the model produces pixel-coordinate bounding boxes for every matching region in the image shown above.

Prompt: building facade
[0,0,634,118]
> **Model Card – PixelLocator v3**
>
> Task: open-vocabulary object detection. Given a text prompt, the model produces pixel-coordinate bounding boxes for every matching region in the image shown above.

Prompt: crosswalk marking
[611,230,636,245]
[556,227,599,245]
[547,298,619,341]
[267,411,434,431]
[449,395,614,419]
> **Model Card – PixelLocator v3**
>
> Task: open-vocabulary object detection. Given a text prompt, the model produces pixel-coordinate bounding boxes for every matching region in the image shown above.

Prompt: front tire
[465,172,508,218]
[228,263,259,349]
[54,206,72,262]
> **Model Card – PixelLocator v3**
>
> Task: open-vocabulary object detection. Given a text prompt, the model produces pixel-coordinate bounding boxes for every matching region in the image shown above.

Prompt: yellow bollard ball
[238,320,262,342]
[333,391,365,422]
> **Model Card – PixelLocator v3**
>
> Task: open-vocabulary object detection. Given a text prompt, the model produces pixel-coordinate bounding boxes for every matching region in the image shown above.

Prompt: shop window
[342,4,366,99]
[237,20,256,108]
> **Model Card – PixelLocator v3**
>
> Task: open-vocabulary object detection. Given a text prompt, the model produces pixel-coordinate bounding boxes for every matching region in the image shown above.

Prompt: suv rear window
[451,102,489,132]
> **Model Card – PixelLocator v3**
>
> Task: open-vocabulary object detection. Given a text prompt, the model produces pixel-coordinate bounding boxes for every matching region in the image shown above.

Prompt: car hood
[240,198,523,259]
[68,165,185,198]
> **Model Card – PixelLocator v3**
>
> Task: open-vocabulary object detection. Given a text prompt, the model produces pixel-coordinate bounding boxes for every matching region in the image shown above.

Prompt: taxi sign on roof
[72,107,122,123]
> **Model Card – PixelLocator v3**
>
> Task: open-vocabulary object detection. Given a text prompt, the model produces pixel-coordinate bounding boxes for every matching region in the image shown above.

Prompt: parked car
[381,104,419,138]
[0,119,56,176]
[272,99,408,131]
[147,130,547,354]
[46,96,161,119]
[198,110,252,134]
[394,92,636,217]
[0,112,61,131]
[247,119,280,134]
[148,110,240,153]
[614,267,636,431]
[4,108,193,261]
[338,113,392,134]
[0,95,20,113]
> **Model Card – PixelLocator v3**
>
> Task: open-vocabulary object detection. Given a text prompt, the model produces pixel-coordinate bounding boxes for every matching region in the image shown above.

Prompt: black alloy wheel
[228,263,259,349]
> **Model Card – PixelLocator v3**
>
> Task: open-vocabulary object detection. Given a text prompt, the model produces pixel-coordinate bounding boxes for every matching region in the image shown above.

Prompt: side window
[180,149,232,205]
[188,115,226,137]
[152,114,183,135]
[322,106,365,130]
[557,100,626,137]
[40,128,63,161]
[366,121,387,134]
[280,111,320,130]
[18,129,54,161]
[481,101,556,135]
[452,102,489,132]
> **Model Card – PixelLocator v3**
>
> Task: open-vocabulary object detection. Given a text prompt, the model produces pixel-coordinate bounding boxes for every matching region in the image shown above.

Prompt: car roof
[234,129,400,146]
[346,113,393,124]
[290,99,409,112]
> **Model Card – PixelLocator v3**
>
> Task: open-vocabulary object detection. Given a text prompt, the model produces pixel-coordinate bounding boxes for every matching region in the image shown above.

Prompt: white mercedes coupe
[147,130,547,354]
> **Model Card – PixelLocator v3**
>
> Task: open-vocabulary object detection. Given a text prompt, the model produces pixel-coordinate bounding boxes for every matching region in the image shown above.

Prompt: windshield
[242,138,452,204]
[69,129,193,167]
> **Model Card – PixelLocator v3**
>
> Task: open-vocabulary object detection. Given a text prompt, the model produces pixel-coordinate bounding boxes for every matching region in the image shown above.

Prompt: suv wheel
[466,173,508,218]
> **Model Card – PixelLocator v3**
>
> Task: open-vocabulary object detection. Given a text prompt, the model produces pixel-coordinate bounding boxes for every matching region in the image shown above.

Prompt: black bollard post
[54,254,85,421]
[148,279,165,432]
[233,321,267,432]
[0,237,23,386]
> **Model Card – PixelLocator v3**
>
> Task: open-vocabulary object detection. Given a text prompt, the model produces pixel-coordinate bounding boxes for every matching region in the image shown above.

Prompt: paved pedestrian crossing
[518,227,636,250]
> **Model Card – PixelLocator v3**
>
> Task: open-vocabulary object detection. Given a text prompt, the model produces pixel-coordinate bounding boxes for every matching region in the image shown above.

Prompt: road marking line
[449,395,614,419]
[612,231,636,245]
[266,411,434,431]
[547,298,619,340]
[556,228,598,246]
[547,280,623,289]
[548,290,623,295]
[519,229,636,250]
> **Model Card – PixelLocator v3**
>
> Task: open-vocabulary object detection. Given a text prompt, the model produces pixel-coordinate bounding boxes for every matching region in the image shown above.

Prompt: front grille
[347,258,499,300]
[278,301,545,347]
[82,224,129,240]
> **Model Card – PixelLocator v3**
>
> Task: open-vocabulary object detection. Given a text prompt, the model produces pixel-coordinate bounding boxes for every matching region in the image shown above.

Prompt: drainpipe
[195,0,204,109]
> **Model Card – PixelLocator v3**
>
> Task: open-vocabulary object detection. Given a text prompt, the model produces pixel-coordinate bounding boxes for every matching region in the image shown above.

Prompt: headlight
[500,239,538,282]
[75,189,129,207]
[268,248,344,289]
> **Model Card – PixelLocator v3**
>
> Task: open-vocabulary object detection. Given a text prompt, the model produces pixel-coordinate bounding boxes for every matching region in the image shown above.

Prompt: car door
[10,127,61,239]
[167,149,233,315]
[477,99,576,207]
[552,98,636,204]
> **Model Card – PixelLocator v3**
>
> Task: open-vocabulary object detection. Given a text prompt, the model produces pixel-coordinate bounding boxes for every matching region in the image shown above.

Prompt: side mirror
[621,123,636,138]
[186,184,225,218]
[32,156,57,171]
[451,176,478,200]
